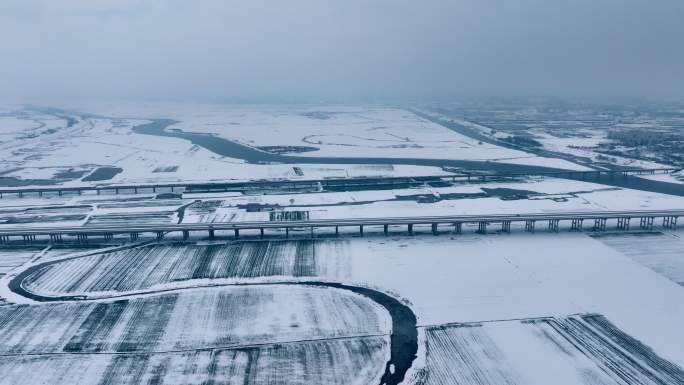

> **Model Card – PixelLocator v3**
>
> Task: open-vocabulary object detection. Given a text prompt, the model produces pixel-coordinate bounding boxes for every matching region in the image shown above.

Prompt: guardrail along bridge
[1,210,681,244]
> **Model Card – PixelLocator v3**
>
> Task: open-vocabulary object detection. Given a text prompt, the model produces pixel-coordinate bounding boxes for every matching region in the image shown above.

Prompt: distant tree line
[607,129,680,147]
[501,135,542,147]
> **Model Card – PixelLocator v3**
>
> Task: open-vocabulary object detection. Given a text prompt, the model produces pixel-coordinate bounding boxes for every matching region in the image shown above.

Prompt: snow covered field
[425,101,684,172]
[20,241,350,297]
[594,231,684,286]
[1,232,684,384]
[0,106,453,187]
[2,102,684,384]
[637,171,684,185]
[185,177,684,224]
[0,249,37,278]
[153,105,583,169]
[423,314,684,385]
[0,337,387,385]
[0,285,388,385]
[2,176,683,234]
[9,104,589,177]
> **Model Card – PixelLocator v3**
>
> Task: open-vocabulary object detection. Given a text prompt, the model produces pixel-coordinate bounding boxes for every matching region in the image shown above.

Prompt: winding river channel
[21,116,671,384]
[9,250,417,385]
[5,114,684,384]
[133,119,684,197]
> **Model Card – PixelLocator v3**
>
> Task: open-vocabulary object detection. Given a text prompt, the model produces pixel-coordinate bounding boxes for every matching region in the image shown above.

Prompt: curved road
[9,247,418,385]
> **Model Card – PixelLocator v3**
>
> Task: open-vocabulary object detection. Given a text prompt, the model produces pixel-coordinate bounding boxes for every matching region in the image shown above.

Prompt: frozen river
[134,119,684,197]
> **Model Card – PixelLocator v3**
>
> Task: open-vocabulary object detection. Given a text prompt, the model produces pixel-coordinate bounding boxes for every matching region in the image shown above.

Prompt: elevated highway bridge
[1,209,681,244]
[0,168,679,199]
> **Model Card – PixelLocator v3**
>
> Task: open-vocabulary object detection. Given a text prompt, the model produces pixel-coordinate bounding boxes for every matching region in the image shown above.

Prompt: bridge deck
[0,210,681,239]
[0,168,679,197]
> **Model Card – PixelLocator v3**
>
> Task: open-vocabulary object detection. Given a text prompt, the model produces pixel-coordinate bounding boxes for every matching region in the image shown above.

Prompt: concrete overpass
[0,168,679,199]
[1,209,681,244]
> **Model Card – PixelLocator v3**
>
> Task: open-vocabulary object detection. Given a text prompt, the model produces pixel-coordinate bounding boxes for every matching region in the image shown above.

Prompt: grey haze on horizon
[1,0,683,104]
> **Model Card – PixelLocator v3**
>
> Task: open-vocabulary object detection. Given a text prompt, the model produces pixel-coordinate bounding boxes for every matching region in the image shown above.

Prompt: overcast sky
[1,0,683,103]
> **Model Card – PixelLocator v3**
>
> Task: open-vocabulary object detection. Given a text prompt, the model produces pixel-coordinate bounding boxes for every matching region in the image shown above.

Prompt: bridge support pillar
[103,233,113,241]
[152,187,157,193]
[593,218,607,232]
[408,224,414,236]
[130,232,139,241]
[663,216,678,230]
[260,228,264,238]
[285,228,289,238]
[183,230,189,241]
[115,188,119,195]
[234,229,239,239]
[335,226,339,237]
[571,219,583,231]
[501,220,511,233]
[454,222,462,234]
[432,223,438,235]
[310,227,314,238]
[617,217,630,231]
[548,219,559,233]
[77,234,88,243]
[156,232,164,241]
[49,234,63,243]
[640,217,654,230]
[134,187,138,194]
[525,220,535,233]
[384,224,389,236]
[22,235,33,244]
[477,221,488,234]
[359,225,364,237]
[18,192,23,198]
[0,235,8,244]
[208,229,215,239]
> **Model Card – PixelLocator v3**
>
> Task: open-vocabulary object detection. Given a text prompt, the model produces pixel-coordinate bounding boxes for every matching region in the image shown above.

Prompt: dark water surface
[82,167,123,182]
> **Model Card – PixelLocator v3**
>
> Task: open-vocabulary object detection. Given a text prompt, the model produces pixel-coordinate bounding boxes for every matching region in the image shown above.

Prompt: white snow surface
[345,232,684,365]
[184,177,684,223]
[3,232,684,382]
[0,108,451,187]
[50,102,587,170]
